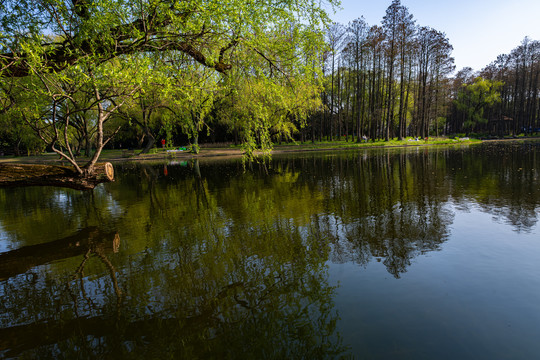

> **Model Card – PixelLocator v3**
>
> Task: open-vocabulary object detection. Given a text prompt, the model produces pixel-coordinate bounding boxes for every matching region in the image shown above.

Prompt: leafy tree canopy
[455,77,503,132]
[0,0,336,177]
[0,0,337,77]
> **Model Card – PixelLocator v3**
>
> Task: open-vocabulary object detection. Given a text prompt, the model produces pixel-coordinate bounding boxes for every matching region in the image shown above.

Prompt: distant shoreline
[2,137,539,165]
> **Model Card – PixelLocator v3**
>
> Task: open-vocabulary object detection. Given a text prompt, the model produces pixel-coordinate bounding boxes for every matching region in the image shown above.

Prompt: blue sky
[330,0,540,72]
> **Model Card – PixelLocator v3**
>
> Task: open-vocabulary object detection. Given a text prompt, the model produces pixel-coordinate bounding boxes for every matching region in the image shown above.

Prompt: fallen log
[0,162,114,190]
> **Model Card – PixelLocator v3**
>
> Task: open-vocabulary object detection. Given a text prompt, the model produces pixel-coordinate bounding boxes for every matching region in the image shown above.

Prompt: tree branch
[1,14,233,77]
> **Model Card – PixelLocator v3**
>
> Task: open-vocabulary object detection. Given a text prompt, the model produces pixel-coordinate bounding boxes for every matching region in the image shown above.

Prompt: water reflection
[0,161,346,357]
[0,141,539,357]
[0,227,119,281]
[294,151,455,278]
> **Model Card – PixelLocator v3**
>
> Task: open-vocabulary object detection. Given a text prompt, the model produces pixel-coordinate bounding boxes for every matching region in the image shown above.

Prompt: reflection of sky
[46,187,123,221]
[52,191,73,214]
[330,202,540,358]
[455,195,539,234]
[103,193,123,218]
[0,223,9,252]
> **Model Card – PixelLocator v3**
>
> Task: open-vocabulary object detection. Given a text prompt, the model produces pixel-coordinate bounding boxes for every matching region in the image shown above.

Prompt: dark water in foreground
[1,141,539,359]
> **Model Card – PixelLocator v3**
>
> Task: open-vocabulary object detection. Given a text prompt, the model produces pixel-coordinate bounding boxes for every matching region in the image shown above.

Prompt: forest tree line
[0,0,539,164]
[310,1,540,143]
[447,37,540,136]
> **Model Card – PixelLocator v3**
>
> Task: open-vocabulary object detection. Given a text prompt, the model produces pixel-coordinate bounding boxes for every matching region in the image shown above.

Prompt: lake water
[1,141,539,359]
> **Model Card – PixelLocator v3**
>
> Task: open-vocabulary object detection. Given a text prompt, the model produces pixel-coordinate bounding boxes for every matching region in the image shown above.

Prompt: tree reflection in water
[0,141,539,357]
[0,165,346,358]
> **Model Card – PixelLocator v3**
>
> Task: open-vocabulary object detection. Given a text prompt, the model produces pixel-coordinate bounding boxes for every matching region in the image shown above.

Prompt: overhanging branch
[1,14,234,77]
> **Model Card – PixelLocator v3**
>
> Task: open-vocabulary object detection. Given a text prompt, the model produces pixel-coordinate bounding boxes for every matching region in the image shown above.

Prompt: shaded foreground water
[1,141,539,359]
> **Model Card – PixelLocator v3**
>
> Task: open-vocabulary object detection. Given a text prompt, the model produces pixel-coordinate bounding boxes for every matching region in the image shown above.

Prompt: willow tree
[12,59,142,171]
[223,21,325,161]
[455,77,503,135]
[160,54,221,155]
[0,0,337,182]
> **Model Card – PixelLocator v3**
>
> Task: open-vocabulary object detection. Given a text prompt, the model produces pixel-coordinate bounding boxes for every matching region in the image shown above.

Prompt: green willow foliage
[455,77,503,134]
[0,0,337,168]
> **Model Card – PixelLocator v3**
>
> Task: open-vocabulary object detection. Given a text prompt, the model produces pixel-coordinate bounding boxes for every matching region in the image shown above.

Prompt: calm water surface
[1,141,539,359]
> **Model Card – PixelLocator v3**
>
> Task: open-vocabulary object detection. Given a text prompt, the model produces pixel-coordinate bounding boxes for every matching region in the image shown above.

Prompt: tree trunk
[192,133,200,154]
[0,162,114,191]
[85,130,92,157]
[139,126,155,154]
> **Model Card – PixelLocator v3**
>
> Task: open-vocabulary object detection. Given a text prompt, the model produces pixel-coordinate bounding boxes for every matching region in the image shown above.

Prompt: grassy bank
[0,136,485,164]
[270,136,480,152]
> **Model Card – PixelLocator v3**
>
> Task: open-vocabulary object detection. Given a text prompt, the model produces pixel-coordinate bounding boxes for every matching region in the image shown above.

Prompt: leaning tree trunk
[139,126,155,154]
[0,162,114,191]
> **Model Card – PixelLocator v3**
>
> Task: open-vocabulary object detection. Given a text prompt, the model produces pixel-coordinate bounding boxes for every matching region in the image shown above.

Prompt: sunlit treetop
[0,0,339,77]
